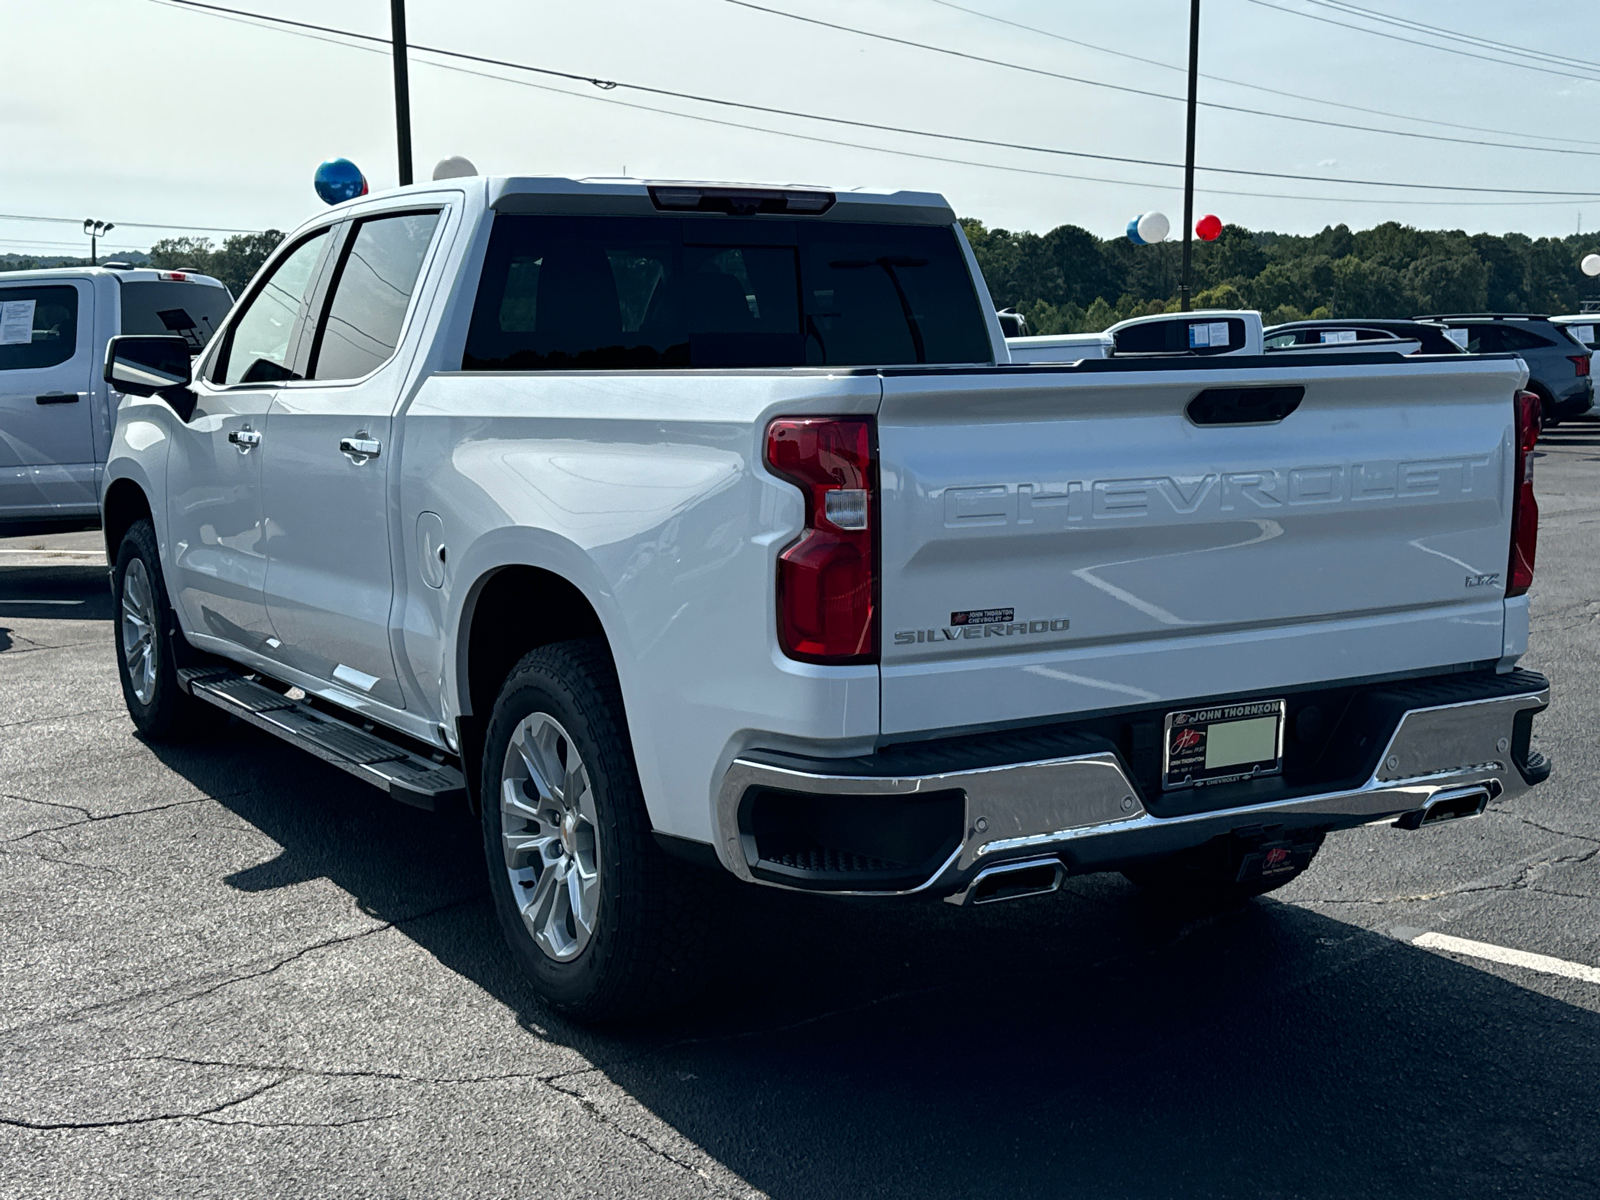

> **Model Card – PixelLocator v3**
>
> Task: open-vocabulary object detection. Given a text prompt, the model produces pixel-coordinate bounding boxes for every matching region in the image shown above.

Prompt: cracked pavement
[2,424,1599,1199]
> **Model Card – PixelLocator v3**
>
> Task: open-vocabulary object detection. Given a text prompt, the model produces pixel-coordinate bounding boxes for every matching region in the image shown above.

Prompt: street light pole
[390,0,414,186]
[82,219,114,266]
[1179,0,1200,313]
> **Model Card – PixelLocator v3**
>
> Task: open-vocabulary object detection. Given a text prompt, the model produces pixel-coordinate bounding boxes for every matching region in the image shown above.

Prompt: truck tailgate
[877,358,1525,735]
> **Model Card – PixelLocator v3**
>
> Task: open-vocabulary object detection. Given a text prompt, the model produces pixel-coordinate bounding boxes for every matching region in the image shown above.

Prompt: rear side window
[463,215,989,371]
[1498,326,1554,352]
[0,285,79,372]
[309,211,441,381]
[118,281,233,352]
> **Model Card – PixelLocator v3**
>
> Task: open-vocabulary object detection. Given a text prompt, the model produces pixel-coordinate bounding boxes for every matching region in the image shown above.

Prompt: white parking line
[1412,931,1600,984]
[0,549,104,556]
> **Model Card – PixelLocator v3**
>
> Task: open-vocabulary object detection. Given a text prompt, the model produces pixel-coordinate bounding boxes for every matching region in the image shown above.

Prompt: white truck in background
[0,266,231,534]
[99,176,1551,1021]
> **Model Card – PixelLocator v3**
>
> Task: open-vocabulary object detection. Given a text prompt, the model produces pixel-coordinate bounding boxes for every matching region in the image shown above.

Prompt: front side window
[309,211,441,381]
[214,229,330,385]
[463,215,989,371]
[0,285,80,372]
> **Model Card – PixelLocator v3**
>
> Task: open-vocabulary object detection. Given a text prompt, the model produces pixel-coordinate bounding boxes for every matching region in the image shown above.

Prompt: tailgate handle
[1187,386,1304,426]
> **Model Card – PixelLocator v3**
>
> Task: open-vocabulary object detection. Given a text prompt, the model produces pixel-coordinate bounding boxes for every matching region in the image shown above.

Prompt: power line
[0,211,260,234]
[1244,0,1600,85]
[725,0,1600,159]
[920,0,1600,149]
[154,0,1600,198]
[1305,0,1599,75]
[199,4,1600,212]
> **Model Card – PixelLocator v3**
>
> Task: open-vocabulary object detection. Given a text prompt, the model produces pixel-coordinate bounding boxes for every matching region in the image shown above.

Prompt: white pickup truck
[0,266,231,534]
[101,176,1551,1021]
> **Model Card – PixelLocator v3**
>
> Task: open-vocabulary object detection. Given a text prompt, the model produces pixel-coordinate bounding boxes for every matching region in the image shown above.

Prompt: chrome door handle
[339,436,381,459]
[228,428,261,448]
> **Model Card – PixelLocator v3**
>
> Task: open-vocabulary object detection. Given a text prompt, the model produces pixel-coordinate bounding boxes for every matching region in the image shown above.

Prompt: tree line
[961,218,1600,334]
[0,231,284,296]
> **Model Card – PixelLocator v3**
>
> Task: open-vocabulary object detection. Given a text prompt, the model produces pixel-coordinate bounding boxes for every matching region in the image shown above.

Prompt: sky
[4,0,1600,259]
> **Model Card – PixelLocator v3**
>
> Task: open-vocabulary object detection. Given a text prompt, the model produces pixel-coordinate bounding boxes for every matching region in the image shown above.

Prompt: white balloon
[1582,253,1600,278]
[1137,211,1171,244]
[432,155,478,181]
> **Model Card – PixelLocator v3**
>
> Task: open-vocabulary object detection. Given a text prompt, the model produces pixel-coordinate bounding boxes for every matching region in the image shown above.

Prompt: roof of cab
[484,176,959,225]
[0,265,228,289]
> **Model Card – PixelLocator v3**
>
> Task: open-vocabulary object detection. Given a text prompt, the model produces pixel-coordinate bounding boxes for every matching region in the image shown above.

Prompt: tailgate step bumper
[716,670,1551,895]
[178,667,466,810]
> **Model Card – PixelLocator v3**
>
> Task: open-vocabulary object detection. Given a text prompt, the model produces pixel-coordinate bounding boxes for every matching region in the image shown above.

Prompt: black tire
[112,518,227,740]
[480,638,714,1023]
[1531,386,1560,429]
[1121,833,1324,909]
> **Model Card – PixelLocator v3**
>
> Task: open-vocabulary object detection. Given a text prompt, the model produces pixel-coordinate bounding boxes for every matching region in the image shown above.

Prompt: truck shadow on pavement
[148,726,1600,1200]
[0,566,114,650]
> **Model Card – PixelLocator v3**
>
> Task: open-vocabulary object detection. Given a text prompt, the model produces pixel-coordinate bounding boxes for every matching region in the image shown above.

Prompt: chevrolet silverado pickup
[99,176,1551,1021]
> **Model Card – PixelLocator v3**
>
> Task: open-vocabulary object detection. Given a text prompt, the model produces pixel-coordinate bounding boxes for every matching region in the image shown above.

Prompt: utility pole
[1179,0,1200,312]
[391,0,414,186]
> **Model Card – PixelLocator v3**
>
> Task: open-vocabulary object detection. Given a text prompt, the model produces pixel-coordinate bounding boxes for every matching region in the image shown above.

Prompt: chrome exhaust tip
[950,857,1064,906]
[1394,784,1493,831]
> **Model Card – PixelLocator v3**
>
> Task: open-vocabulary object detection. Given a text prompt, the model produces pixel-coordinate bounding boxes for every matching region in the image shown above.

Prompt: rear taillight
[765,417,877,663]
[1507,390,1540,598]
[157,271,188,281]
[1570,354,1590,377]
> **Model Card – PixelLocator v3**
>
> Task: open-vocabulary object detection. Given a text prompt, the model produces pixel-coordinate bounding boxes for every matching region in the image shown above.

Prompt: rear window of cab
[462,214,992,370]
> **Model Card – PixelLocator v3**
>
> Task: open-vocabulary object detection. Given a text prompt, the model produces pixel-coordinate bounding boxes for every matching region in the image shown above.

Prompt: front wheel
[112,518,225,740]
[480,639,714,1023]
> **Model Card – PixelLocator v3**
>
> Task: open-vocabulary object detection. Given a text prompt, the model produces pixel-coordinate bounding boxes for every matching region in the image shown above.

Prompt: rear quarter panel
[396,370,882,845]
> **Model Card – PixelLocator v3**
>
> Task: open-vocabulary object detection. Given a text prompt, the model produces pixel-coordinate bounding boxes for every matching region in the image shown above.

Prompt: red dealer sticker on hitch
[1162,700,1286,790]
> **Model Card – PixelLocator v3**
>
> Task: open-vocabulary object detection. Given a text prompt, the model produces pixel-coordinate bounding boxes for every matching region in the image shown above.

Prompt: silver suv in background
[1420,313,1594,426]
[0,265,232,534]
[1265,318,1467,356]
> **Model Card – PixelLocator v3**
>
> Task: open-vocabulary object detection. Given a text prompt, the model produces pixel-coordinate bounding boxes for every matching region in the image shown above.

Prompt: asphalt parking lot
[2,417,1598,1199]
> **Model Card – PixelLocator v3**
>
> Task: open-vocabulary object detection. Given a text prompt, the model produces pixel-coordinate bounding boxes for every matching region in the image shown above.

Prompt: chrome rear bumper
[714,680,1550,897]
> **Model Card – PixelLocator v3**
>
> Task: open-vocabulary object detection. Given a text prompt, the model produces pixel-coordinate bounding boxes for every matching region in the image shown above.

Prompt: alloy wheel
[499,711,601,961]
[120,558,159,707]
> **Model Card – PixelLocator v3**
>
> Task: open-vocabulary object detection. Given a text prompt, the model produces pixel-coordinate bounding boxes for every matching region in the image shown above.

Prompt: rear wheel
[112,519,226,740]
[1121,833,1324,909]
[480,638,715,1023]
[1531,386,1561,429]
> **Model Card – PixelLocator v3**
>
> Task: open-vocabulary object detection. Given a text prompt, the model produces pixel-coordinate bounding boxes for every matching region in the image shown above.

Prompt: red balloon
[1196,214,1223,241]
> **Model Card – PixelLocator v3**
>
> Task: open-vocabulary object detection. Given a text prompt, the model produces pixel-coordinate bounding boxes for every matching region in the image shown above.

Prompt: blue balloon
[1126,216,1147,246]
[314,158,368,205]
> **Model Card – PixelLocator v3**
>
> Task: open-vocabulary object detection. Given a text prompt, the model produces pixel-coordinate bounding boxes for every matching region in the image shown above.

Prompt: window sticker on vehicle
[1,299,36,345]
[1445,327,1469,348]
[1188,321,1230,348]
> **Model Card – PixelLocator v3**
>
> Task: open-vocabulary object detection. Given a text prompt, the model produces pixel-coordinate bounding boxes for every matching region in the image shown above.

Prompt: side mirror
[104,336,192,397]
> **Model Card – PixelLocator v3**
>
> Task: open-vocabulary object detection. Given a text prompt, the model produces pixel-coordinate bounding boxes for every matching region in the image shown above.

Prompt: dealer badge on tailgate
[1162,700,1286,790]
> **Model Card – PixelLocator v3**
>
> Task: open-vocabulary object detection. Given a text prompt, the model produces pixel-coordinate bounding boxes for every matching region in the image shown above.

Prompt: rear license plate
[1162,700,1286,790]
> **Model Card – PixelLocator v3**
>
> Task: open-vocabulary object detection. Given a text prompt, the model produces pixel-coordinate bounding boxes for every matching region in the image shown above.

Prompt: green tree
[1404,253,1489,314]
[147,229,284,296]
[1331,255,1407,318]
